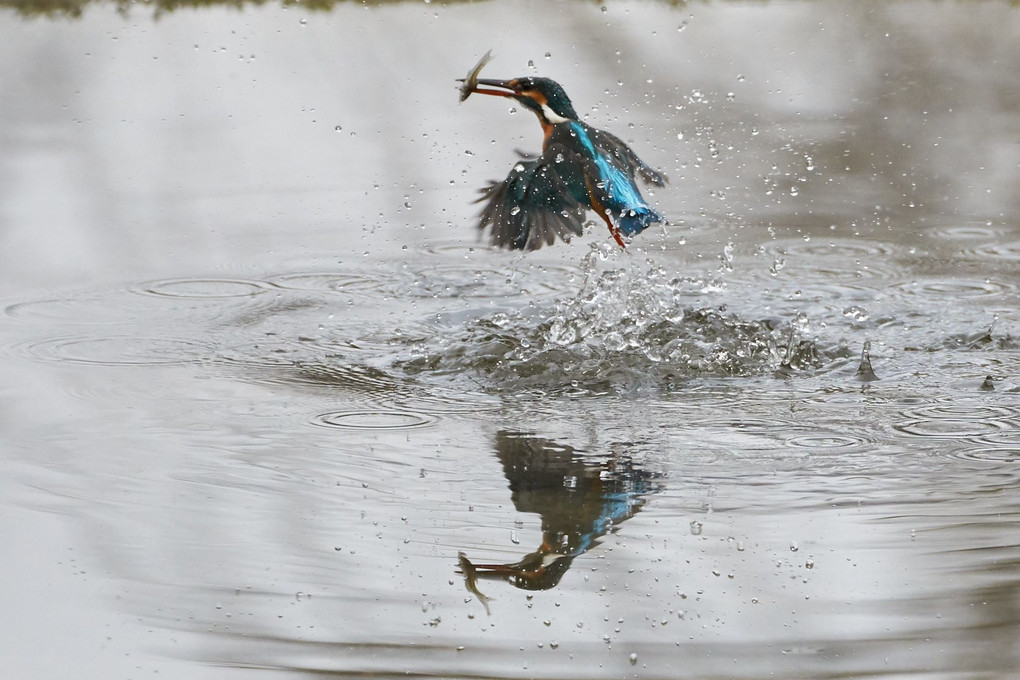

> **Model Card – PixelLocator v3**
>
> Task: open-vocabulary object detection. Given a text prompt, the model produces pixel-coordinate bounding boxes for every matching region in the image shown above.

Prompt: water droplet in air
[769,257,786,277]
[843,306,869,322]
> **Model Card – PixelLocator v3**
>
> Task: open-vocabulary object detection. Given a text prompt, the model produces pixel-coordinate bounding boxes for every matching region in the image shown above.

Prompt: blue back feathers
[569,122,662,235]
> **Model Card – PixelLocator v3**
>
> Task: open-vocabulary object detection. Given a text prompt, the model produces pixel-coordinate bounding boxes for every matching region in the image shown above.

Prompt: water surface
[1,2,1019,678]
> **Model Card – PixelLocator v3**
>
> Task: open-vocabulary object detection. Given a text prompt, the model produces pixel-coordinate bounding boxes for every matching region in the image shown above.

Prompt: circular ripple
[953,447,1020,463]
[22,335,212,366]
[786,433,873,452]
[266,271,389,295]
[902,405,1019,421]
[767,238,898,260]
[309,410,436,431]
[926,223,1009,241]
[4,296,141,325]
[889,279,1015,300]
[972,241,1020,262]
[790,264,894,283]
[893,418,1011,439]
[973,430,1020,448]
[135,278,270,299]
[417,239,490,256]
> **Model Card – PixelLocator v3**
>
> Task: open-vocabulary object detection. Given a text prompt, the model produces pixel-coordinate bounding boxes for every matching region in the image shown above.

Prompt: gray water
[1,2,1019,678]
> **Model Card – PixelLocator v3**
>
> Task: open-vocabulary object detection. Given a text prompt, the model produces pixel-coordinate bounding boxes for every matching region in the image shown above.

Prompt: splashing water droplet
[857,340,878,381]
[843,306,869,322]
[769,256,786,277]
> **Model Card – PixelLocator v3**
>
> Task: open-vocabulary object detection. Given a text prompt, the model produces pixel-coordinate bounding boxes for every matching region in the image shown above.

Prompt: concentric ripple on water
[309,410,436,431]
[21,335,213,366]
[890,279,1015,300]
[134,277,271,299]
[893,404,1020,440]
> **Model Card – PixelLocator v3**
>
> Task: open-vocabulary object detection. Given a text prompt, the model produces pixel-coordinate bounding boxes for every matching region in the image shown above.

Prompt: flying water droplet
[842,306,869,322]
[769,256,786,277]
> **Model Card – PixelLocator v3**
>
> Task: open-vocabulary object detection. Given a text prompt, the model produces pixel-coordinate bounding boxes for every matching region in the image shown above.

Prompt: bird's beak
[470,78,518,98]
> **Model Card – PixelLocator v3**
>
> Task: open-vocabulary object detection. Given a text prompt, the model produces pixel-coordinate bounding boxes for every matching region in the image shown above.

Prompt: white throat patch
[540,103,572,125]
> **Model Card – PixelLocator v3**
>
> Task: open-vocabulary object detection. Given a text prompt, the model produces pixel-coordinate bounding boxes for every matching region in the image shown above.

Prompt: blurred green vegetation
[1,0,456,18]
[3,0,1017,18]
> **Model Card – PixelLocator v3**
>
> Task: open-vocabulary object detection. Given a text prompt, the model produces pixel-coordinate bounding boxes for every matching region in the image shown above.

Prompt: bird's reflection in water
[459,431,663,606]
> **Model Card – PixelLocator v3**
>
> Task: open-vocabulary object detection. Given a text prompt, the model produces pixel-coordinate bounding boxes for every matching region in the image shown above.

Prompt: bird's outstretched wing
[476,143,587,251]
[585,127,668,187]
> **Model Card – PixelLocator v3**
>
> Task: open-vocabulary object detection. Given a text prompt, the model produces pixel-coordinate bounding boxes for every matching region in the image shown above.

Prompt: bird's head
[472,77,579,125]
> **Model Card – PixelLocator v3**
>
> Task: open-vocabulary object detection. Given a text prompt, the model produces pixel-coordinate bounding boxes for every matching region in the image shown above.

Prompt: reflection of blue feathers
[573,483,654,557]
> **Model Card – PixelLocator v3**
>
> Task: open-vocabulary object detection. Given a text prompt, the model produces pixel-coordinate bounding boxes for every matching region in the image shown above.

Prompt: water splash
[856,340,879,381]
[397,247,828,393]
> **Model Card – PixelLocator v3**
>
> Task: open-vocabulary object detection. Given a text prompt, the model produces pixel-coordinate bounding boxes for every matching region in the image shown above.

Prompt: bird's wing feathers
[585,128,668,187]
[477,143,587,251]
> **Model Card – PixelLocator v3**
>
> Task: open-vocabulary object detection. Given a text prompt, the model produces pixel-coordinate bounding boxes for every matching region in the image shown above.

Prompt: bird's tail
[618,206,663,236]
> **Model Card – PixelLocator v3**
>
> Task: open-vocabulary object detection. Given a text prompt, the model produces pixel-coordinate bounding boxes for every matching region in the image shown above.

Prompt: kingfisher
[459,57,668,251]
